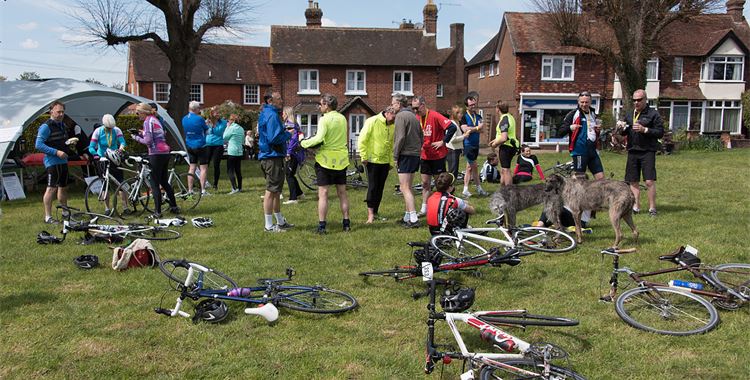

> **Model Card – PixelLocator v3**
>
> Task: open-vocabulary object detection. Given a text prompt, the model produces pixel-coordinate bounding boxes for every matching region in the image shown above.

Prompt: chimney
[727,0,746,22]
[451,23,466,97]
[399,19,415,29]
[305,0,323,28]
[423,0,438,35]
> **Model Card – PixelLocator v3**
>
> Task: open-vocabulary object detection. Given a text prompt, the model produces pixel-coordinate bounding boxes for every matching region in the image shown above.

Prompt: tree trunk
[165,45,197,132]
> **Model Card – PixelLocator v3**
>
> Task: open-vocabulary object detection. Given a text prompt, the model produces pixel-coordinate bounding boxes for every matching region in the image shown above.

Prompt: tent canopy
[0,78,186,165]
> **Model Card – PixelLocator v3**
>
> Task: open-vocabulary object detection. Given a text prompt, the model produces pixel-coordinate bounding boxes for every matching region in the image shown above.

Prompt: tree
[17,71,41,80]
[71,0,256,127]
[85,77,104,85]
[0,75,7,81]
[111,82,125,91]
[533,0,724,110]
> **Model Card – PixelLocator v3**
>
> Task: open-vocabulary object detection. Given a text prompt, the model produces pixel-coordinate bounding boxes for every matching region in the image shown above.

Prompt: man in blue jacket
[35,100,71,223]
[258,90,293,232]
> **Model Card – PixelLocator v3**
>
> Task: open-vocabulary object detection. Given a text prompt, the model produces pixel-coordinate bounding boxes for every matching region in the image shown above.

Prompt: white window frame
[489,62,496,76]
[646,59,659,81]
[298,69,320,95]
[705,100,741,133]
[345,70,367,95]
[154,82,170,103]
[702,55,744,82]
[189,84,203,104]
[672,57,683,82]
[541,55,575,81]
[436,84,444,98]
[393,70,413,96]
[243,84,260,105]
[612,99,623,121]
[297,113,320,137]
[479,65,486,78]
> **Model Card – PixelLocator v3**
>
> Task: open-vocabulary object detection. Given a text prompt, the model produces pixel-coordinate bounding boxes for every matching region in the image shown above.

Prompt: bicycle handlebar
[600,247,637,256]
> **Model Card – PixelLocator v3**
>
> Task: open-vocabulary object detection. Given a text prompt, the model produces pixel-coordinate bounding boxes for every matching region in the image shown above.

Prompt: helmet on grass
[105,149,123,167]
[193,299,228,323]
[73,254,99,269]
[192,217,213,228]
[444,208,468,232]
[440,286,475,312]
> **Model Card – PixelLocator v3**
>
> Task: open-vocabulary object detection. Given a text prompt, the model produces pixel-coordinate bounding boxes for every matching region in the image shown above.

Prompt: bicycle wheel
[113,177,151,218]
[514,227,576,253]
[615,286,719,336]
[477,313,579,327]
[708,263,750,299]
[359,266,420,281]
[430,235,488,261]
[297,159,318,191]
[128,226,181,240]
[84,177,116,215]
[159,259,237,290]
[169,172,201,210]
[479,359,586,380]
[274,286,358,314]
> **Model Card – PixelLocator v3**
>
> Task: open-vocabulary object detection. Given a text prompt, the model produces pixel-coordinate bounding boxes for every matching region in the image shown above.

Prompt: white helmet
[192,217,214,228]
[105,149,122,166]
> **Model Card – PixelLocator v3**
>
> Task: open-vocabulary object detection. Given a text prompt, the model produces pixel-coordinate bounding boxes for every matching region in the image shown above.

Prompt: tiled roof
[504,12,596,55]
[660,86,706,100]
[467,31,500,67]
[129,41,273,84]
[270,26,441,66]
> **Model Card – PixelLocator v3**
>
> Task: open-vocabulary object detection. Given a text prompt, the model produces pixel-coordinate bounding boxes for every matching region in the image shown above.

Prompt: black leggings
[206,145,224,188]
[286,156,303,200]
[365,162,390,214]
[447,149,462,179]
[149,154,176,214]
[226,155,243,190]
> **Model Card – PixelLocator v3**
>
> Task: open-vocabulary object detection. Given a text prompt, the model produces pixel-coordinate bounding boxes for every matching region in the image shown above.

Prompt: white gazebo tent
[0,79,186,185]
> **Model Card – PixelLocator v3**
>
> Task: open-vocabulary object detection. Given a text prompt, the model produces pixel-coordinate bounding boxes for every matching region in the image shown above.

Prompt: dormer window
[703,56,744,81]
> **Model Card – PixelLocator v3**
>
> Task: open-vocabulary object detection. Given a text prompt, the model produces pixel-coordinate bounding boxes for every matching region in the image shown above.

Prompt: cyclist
[222,113,245,194]
[205,106,227,192]
[512,145,545,184]
[182,101,209,195]
[426,172,476,236]
[88,114,127,215]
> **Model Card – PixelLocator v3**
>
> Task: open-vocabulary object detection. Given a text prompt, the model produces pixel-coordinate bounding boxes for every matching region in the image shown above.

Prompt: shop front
[518,93,600,149]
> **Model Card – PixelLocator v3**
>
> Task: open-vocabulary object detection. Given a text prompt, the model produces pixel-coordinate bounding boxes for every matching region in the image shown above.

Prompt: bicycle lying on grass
[422,274,585,379]
[155,260,358,323]
[39,205,181,244]
[600,245,749,336]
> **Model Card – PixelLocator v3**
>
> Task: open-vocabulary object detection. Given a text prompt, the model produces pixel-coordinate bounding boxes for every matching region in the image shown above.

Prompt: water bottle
[227,287,252,297]
[668,280,704,290]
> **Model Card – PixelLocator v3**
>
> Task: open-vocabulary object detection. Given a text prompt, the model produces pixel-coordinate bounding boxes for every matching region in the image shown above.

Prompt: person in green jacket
[300,94,350,234]
[223,113,245,194]
[358,106,397,223]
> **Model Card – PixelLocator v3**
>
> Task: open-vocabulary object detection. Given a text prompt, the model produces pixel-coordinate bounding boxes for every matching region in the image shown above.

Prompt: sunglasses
[632,98,645,102]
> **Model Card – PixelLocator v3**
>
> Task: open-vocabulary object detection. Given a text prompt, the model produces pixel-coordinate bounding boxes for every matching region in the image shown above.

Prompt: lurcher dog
[489,183,563,228]
[545,174,638,248]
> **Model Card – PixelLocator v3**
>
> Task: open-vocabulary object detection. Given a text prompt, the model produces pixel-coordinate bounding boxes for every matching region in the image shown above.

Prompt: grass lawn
[1,149,748,379]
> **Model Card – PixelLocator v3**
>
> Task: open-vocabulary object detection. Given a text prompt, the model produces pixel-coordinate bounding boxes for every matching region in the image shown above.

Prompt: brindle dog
[488,183,562,229]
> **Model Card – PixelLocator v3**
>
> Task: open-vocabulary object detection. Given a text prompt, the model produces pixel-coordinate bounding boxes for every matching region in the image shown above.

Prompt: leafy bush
[201,100,259,131]
[672,128,724,152]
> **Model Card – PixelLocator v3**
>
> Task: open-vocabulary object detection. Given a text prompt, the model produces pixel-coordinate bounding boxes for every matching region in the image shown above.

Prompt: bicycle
[422,274,585,379]
[56,205,181,242]
[84,155,138,215]
[155,259,358,322]
[429,216,577,261]
[600,245,749,336]
[296,151,368,191]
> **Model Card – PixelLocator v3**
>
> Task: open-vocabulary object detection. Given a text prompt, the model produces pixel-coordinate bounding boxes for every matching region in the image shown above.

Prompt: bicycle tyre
[359,266,420,281]
[477,313,579,327]
[297,159,318,191]
[113,177,151,218]
[128,226,181,240]
[479,358,586,380]
[514,227,576,253]
[430,235,489,261]
[707,263,750,299]
[615,286,719,336]
[159,259,238,290]
[84,177,117,215]
[169,172,201,210]
[274,286,358,314]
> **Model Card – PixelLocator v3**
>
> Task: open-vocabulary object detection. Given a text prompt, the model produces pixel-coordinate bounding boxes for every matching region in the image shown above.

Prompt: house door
[349,114,366,152]
[522,109,540,146]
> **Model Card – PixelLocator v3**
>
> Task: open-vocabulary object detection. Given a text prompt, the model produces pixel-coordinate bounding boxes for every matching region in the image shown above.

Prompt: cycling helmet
[413,246,443,267]
[445,208,468,230]
[192,299,229,324]
[440,286,475,312]
[105,149,123,167]
[192,217,214,228]
[73,254,99,269]
[37,231,63,244]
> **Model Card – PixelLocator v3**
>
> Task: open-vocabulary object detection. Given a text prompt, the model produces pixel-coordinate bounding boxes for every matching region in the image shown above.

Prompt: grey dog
[489,183,562,228]
[545,174,638,248]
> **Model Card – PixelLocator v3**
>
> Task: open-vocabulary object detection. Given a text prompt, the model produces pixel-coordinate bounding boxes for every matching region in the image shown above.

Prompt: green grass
[1,149,749,379]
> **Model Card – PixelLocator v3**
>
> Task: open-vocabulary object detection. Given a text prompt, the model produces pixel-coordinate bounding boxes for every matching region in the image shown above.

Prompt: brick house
[126,42,273,111]
[467,1,750,149]
[270,0,466,148]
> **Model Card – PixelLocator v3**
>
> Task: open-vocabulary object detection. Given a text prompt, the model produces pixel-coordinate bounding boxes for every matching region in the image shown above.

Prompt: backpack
[112,238,160,270]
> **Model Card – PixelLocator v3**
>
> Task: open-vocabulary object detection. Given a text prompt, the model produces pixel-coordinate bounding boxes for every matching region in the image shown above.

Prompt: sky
[1,0,748,86]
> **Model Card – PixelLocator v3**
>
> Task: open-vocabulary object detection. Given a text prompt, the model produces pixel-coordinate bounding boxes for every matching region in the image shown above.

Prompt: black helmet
[444,208,468,231]
[73,254,99,269]
[192,299,229,324]
[413,246,443,267]
[440,286,475,312]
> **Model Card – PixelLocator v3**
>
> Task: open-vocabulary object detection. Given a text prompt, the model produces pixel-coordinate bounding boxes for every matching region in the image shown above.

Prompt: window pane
[543,66,551,78]
[563,66,572,78]
[672,58,683,81]
[552,59,562,78]
[711,63,725,80]
[705,109,722,132]
[672,105,689,131]
[723,109,739,132]
[647,61,657,80]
